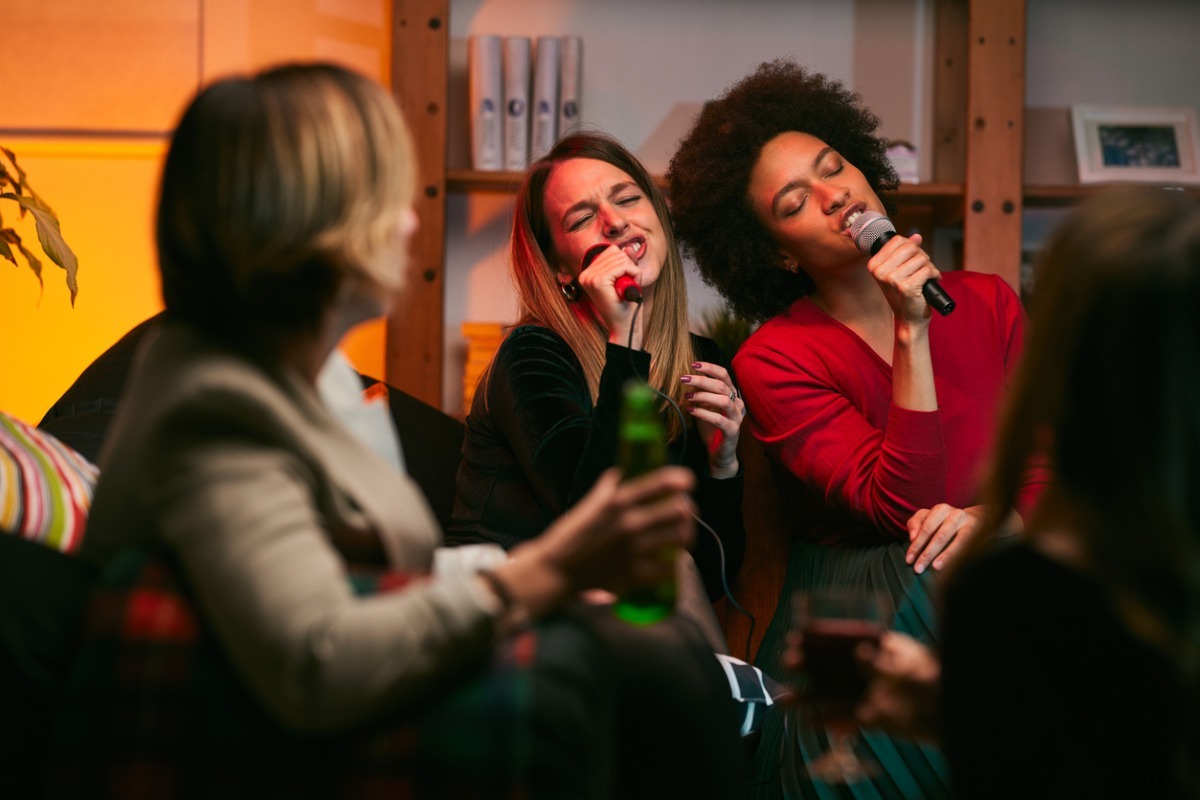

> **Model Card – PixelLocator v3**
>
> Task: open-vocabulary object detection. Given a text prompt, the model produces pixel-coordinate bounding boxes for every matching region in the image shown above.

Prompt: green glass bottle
[612,380,677,625]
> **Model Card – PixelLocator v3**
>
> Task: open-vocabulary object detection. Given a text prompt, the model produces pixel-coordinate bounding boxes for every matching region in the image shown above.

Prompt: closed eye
[781,195,806,218]
[566,211,594,232]
[820,150,845,179]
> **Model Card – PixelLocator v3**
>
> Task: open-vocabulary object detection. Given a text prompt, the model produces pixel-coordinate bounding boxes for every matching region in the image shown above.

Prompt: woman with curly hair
[667,59,1047,797]
[448,132,748,651]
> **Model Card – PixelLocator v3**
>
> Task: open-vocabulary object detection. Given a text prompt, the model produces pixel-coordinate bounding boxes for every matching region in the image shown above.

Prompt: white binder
[502,36,531,171]
[558,36,583,139]
[468,35,503,171]
[531,36,561,161]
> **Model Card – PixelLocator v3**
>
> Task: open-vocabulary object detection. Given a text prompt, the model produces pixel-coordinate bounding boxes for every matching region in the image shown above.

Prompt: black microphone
[581,244,642,303]
[849,211,955,316]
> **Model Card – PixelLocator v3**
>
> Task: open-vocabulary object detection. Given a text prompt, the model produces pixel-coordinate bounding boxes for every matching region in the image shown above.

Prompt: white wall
[1026,1,1200,110]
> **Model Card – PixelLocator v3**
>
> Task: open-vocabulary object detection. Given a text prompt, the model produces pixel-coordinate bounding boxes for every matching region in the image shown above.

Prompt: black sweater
[447,325,745,600]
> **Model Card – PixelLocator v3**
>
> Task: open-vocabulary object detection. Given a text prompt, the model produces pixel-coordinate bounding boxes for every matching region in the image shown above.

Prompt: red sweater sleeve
[734,317,947,539]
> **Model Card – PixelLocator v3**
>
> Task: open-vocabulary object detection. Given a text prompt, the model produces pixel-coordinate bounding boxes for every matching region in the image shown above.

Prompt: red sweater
[733,271,1046,546]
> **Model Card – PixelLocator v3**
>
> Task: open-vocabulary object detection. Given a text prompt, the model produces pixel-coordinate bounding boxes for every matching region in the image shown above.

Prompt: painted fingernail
[685,392,695,400]
[691,362,702,369]
[680,375,692,383]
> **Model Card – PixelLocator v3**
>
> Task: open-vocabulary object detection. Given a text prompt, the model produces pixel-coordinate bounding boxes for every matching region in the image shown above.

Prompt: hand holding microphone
[582,244,642,303]
[849,212,955,316]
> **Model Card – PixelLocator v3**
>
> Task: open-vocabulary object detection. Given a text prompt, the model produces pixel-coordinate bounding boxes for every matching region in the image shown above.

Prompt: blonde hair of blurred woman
[156,63,416,356]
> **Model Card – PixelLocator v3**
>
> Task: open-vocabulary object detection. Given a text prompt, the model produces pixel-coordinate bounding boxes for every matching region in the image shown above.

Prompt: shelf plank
[447,169,1196,217]
[446,169,524,192]
[448,169,966,203]
[1025,183,1200,206]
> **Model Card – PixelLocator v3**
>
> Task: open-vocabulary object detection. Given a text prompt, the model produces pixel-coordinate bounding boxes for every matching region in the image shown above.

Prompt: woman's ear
[779,252,800,274]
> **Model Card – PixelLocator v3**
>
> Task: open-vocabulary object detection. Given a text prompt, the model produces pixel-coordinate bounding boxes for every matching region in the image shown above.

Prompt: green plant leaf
[16,239,45,287]
[697,305,756,357]
[1,151,80,305]
[1,146,50,212]
[1,225,43,283]
[0,232,16,266]
[0,191,77,303]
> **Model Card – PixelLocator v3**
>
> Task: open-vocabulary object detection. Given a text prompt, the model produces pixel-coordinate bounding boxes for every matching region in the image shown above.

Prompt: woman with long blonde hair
[449,132,747,620]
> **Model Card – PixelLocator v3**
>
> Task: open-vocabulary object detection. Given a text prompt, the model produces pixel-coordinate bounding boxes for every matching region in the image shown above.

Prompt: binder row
[469,35,583,171]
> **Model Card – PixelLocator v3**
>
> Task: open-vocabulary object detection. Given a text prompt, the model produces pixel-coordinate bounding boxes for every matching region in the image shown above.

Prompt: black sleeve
[490,327,745,600]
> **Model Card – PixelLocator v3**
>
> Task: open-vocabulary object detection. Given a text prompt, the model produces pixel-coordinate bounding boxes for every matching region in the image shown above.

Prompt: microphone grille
[849,211,895,254]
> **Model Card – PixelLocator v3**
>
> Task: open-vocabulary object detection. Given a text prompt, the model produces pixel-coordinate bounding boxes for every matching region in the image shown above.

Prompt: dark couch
[2,314,468,797]
[36,313,466,531]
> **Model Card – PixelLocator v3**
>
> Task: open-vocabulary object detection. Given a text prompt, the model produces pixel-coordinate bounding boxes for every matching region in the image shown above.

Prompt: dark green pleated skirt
[748,540,953,800]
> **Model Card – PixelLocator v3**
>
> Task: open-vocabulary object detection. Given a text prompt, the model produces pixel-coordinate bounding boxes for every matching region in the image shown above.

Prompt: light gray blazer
[82,321,502,732]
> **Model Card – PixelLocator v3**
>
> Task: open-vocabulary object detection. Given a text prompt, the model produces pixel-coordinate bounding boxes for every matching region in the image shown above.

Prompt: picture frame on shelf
[1071,104,1200,185]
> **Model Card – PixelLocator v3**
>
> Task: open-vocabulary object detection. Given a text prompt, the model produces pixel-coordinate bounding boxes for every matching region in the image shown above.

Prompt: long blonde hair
[496,132,696,439]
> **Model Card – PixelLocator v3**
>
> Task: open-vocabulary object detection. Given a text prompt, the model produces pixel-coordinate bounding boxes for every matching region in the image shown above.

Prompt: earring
[783,259,799,274]
[560,280,580,303]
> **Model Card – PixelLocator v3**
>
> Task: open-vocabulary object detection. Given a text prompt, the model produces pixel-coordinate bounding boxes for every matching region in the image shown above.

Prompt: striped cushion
[0,411,98,554]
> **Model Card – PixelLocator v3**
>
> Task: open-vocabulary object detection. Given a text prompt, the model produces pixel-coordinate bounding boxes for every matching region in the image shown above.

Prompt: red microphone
[581,244,642,303]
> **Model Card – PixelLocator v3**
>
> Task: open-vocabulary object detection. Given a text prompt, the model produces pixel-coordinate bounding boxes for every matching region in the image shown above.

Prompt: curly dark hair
[667,59,899,324]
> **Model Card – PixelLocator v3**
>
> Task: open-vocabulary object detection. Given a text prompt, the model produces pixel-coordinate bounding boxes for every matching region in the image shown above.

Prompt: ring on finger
[729,388,739,401]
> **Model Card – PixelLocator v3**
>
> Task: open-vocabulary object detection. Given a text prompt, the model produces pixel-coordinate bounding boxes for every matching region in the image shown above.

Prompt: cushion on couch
[1,411,98,554]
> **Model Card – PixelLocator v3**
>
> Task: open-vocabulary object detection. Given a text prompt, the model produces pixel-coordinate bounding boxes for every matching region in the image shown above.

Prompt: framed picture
[1071,105,1200,185]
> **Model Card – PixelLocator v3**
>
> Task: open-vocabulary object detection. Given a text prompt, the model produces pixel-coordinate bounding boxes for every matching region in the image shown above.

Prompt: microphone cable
[622,299,757,659]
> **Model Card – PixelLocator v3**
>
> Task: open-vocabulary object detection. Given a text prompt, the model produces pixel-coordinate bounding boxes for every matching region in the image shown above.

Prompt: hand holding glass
[792,587,887,784]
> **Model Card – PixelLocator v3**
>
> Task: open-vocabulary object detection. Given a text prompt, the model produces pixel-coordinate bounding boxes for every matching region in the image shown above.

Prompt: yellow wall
[0,0,393,425]
[0,140,165,425]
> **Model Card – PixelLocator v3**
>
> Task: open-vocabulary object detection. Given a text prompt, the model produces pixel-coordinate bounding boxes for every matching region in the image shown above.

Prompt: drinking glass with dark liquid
[792,587,887,784]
